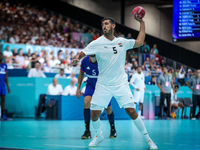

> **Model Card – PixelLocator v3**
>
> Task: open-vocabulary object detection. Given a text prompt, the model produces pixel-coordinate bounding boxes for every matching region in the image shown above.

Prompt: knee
[105,107,112,115]
[84,98,91,108]
[126,108,138,119]
[91,111,100,121]
[178,103,184,108]
[1,97,5,102]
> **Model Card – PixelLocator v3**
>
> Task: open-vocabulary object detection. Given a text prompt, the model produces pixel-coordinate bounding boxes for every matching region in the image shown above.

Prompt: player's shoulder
[1,62,7,67]
[88,36,104,46]
[81,56,89,63]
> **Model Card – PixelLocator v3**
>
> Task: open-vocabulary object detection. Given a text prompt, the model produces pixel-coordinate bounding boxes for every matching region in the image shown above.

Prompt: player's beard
[104,28,113,37]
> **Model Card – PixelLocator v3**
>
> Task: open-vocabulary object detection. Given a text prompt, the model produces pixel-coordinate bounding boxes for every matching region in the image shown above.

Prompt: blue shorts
[84,84,111,107]
[0,86,6,96]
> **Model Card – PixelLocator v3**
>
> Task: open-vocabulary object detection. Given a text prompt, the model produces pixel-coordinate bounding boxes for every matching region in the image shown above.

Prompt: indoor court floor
[0,119,200,150]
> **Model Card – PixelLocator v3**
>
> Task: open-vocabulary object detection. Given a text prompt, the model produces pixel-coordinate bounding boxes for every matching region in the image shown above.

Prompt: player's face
[137,67,142,73]
[101,20,115,36]
[174,87,179,92]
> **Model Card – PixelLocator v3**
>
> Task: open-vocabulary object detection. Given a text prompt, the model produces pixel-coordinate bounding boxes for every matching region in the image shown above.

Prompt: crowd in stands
[0,1,196,86]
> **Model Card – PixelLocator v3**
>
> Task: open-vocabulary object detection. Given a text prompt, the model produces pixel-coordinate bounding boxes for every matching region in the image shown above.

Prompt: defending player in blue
[76,55,117,139]
[0,52,11,121]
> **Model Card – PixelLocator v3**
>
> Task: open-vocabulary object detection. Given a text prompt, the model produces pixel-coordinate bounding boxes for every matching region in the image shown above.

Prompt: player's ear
[112,24,116,29]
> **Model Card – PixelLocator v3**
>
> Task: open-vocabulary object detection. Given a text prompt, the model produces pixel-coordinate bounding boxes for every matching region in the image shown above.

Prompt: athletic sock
[173,107,181,114]
[107,112,116,132]
[84,108,90,131]
[184,107,187,116]
[138,110,141,116]
[133,116,151,142]
[92,118,101,137]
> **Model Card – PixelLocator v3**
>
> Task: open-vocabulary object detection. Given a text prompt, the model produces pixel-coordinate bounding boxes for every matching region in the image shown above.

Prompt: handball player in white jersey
[130,66,146,119]
[71,17,158,149]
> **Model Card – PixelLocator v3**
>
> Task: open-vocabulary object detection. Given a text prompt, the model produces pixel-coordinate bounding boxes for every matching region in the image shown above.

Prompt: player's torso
[83,56,99,87]
[95,37,127,85]
[134,73,145,89]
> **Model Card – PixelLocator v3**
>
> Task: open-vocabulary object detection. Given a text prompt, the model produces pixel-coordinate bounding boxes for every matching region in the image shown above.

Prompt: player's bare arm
[76,71,85,99]
[133,16,145,48]
[70,51,86,67]
[5,72,10,93]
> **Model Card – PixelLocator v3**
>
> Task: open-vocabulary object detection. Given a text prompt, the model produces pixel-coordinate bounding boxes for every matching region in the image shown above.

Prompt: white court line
[180,144,187,145]
[28,136,36,137]
[120,141,128,142]
[44,144,86,148]
[0,146,36,150]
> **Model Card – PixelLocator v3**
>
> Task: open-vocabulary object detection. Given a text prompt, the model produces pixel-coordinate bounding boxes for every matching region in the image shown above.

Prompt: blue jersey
[0,62,7,87]
[81,56,98,88]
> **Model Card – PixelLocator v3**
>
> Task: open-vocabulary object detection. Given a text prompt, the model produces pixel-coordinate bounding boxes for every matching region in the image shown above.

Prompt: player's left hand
[7,88,10,93]
[70,55,80,67]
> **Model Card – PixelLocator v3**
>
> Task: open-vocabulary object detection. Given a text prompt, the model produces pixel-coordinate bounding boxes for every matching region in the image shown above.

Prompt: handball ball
[132,6,145,19]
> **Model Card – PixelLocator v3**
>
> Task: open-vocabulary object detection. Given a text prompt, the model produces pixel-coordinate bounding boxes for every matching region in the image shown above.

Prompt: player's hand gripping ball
[132,6,145,19]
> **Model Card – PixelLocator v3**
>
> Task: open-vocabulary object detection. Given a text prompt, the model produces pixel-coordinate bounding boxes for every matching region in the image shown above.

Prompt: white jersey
[82,35,135,86]
[130,72,146,92]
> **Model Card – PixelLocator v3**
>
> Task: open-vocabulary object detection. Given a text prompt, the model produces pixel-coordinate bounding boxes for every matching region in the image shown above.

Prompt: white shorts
[91,82,134,110]
[133,90,144,103]
[171,100,179,106]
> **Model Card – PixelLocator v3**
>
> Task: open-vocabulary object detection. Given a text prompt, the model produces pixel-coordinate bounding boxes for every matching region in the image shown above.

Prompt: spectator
[12,48,18,57]
[28,53,38,70]
[43,61,53,73]
[177,65,185,86]
[58,50,65,61]
[50,51,55,59]
[157,66,174,119]
[172,77,180,86]
[3,46,13,63]
[126,51,132,63]
[160,58,166,68]
[93,32,100,40]
[131,61,138,70]
[49,56,60,67]
[24,55,30,68]
[55,69,66,78]
[66,71,78,81]
[143,57,151,70]
[63,78,77,96]
[171,68,176,78]
[187,69,194,78]
[15,49,25,67]
[186,69,200,120]
[168,69,172,77]
[170,85,184,119]
[155,57,160,67]
[148,75,157,85]
[150,44,159,54]
[47,78,63,95]
[28,61,46,78]
[126,33,133,39]
[130,51,138,62]
[141,41,150,53]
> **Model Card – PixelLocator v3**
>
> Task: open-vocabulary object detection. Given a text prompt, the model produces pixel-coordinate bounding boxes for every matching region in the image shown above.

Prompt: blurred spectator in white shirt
[177,65,185,86]
[28,61,46,78]
[63,78,77,96]
[66,71,78,82]
[15,49,25,67]
[3,46,13,63]
[49,56,60,67]
[43,61,53,72]
[47,78,63,95]
[24,55,30,68]
[150,44,159,54]
[55,69,66,78]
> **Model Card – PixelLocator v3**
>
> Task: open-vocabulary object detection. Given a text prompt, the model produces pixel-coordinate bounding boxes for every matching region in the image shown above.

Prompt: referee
[157,66,174,119]
[186,69,200,120]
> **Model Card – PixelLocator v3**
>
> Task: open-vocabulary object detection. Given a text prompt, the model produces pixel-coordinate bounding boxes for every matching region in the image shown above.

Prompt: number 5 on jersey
[113,47,117,54]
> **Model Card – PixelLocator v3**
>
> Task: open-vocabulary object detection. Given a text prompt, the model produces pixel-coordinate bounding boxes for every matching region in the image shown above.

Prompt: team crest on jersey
[118,43,122,47]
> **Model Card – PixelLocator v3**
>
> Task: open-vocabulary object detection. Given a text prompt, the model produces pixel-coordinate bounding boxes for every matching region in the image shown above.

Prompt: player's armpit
[133,39,144,48]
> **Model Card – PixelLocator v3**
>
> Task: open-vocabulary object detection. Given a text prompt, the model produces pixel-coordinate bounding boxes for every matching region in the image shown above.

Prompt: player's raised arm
[133,17,145,48]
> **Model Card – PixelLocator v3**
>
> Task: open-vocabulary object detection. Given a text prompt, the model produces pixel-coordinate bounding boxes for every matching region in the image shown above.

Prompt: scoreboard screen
[173,0,200,42]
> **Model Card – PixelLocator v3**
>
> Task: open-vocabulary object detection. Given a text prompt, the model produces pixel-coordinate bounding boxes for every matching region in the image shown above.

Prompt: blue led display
[173,0,200,42]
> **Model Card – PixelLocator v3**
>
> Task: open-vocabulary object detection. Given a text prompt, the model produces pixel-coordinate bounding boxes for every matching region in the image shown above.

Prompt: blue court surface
[0,119,200,150]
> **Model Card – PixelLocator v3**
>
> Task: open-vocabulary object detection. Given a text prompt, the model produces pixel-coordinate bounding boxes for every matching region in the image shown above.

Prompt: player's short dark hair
[60,68,64,72]
[101,17,115,24]
[174,84,179,88]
